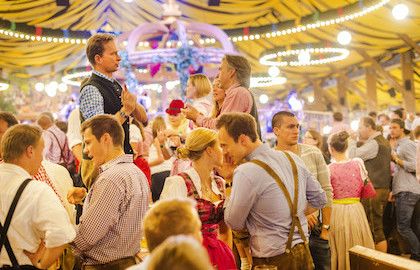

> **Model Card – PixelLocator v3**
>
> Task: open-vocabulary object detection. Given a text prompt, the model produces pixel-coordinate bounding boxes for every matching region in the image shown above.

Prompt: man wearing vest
[348,116,392,253]
[182,54,262,140]
[219,113,327,270]
[79,33,148,189]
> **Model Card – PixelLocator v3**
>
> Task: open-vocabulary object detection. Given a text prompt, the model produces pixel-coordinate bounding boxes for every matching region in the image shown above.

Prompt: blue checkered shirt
[79,70,117,120]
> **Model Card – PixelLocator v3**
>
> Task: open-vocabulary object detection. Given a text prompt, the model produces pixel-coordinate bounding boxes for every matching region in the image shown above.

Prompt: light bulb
[337,30,352,45]
[35,82,45,92]
[307,96,315,103]
[322,125,332,135]
[298,50,311,64]
[58,83,68,92]
[259,94,269,104]
[351,120,359,131]
[268,66,280,77]
[392,4,409,20]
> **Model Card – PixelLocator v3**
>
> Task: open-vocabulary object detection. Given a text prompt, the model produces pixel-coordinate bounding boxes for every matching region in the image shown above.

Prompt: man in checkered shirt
[70,115,149,269]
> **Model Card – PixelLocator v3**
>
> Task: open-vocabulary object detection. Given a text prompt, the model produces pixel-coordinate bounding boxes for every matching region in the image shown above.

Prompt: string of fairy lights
[0,0,412,99]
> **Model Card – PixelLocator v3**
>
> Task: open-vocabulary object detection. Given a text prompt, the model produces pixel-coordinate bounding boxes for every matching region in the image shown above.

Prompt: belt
[1,265,38,270]
[253,243,305,260]
[82,256,136,270]
[333,197,360,204]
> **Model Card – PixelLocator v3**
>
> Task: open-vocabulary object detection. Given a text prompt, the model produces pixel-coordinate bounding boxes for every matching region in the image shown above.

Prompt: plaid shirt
[72,154,149,265]
[33,164,65,205]
[79,70,116,120]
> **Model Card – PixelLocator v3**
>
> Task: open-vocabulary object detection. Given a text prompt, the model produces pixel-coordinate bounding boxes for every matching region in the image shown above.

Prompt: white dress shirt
[0,163,76,266]
[66,107,82,150]
[42,160,76,224]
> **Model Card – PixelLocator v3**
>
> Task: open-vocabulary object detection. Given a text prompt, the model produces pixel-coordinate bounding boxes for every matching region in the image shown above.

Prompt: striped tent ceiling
[0,0,419,110]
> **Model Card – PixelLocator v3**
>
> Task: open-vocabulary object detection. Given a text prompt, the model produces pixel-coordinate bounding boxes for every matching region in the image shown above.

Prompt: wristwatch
[119,110,129,119]
[322,224,330,231]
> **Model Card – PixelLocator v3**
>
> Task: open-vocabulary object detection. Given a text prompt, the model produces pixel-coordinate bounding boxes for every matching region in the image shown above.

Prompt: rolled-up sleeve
[79,86,104,120]
[224,170,257,230]
[304,167,327,209]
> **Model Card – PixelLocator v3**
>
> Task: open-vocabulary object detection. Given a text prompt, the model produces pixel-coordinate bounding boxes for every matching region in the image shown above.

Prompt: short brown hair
[0,112,18,127]
[271,111,295,128]
[360,116,376,130]
[1,124,42,162]
[333,112,343,122]
[216,112,258,142]
[81,114,124,147]
[224,55,251,88]
[144,198,201,252]
[86,34,115,66]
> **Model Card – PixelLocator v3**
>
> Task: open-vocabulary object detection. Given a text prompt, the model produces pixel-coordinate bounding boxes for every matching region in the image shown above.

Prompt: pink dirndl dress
[178,172,237,270]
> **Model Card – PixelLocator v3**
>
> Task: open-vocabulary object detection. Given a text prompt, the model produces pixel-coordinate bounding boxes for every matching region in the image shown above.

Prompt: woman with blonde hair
[148,116,172,201]
[147,235,213,270]
[160,128,236,270]
[186,74,213,117]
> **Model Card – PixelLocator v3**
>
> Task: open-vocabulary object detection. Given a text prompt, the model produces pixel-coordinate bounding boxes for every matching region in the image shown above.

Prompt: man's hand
[67,187,87,205]
[181,105,200,122]
[388,191,395,202]
[320,228,329,241]
[121,84,136,115]
[24,240,46,267]
[306,213,318,230]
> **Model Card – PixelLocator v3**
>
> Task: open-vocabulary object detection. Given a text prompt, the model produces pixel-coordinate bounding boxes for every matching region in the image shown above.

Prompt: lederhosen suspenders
[250,152,313,268]
[0,179,32,270]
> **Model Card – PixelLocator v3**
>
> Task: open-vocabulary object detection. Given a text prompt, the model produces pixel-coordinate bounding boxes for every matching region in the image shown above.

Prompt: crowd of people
[1,33,420,270]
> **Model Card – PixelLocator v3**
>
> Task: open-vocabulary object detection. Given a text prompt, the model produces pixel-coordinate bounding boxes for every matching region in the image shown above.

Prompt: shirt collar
[99,154,133,173]
[0,162,32,179]
[245,143,270,161]
[93,70,115,83]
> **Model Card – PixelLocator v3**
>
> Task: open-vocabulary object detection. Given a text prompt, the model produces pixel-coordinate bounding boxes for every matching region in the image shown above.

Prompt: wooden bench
[349,245,420,270]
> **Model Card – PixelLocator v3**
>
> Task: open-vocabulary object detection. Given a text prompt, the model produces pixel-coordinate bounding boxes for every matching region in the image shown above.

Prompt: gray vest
[364,135,392,189]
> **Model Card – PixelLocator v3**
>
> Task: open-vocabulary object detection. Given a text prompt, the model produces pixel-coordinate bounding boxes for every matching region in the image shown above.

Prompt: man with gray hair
[183,54,261,139]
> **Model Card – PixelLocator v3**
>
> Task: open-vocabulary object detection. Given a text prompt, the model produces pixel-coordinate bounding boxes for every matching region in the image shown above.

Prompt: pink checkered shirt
[71,154,149,265]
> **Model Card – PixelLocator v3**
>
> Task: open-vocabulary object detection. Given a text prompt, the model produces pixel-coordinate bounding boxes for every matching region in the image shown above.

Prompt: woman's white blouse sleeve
[159,175,188,200]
